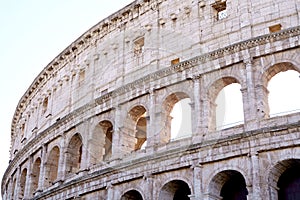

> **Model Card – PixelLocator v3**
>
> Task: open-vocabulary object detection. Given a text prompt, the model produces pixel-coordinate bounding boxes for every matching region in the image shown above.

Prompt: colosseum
[2,0,300,199]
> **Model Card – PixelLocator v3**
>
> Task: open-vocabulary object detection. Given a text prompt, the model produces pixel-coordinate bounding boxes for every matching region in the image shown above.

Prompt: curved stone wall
[2,0,300,199]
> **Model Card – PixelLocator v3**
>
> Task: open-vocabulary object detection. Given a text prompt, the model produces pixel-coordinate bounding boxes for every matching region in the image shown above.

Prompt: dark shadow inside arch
[159,180,191,200]
[121,190,143,200]
[277,160,300,200]
[220,171,248,200]
[66,133,83,175]
[209,170,248,200]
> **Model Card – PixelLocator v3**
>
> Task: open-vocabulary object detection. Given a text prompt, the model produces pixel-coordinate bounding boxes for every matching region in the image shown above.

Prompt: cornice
[25,120,300,199]
[4,26,300,187]
[10,25,300,144]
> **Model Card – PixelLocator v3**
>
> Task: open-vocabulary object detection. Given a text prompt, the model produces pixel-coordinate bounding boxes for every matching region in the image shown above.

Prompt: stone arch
[89,120,114,164]
[30,157,41,196]
[19,168,27,199]
[207,170,248,200]
[44,146,60,188]
[268,159,300,200]
[123,105,148,152]
[261,62,300,86]
[158,179,192,200]
[260,62,300,117]
[120,189,144,200]
[207,76,243,131]
[161,92,192,143]
[65,133,83,175]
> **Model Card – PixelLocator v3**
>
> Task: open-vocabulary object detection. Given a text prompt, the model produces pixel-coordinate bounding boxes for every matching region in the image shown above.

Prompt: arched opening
[170,98,192,140]
[159,179,191,200]
[163,92,192,143]
[262,62,300,118]
[215,83,244,130]
[19,168,27,199]
[124,105,147,151]
[66,133,83,175]
[44,146,60,187]
[30,157,41,196]
[267,69,300,117]
[121,190,143,200]
[269,159,300,200]
[209,77,244,131]
[278,162,300,199]
[208,170,248,200]
[90,120,113,164]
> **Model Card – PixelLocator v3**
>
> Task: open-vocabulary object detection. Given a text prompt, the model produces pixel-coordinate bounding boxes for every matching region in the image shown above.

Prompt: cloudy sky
[0,0,133,194]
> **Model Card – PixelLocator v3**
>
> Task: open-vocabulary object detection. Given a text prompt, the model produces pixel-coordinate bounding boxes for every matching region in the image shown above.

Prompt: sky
[0,0,300,198]
[0,0,133,196]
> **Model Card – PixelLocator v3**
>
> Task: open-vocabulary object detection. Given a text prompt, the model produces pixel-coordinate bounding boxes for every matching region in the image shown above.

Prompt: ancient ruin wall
[2,0,300,199]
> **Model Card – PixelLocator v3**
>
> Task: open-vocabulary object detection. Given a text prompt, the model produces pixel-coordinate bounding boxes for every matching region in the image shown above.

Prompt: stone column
[242,58,262,131]
[106,182,114,200]
[24,157,33,198]
[36,145,47,193]
[13,166,21,200]
[146,89,156,148]
[250,152,262,199]
[190,164,203,200]
[147,88,164,146]
[79,122,90,172]
[199,77,210,134]
[112,105,123,159]
[191,76,202,138]
[144,174,154,200]
[57,136,66,182]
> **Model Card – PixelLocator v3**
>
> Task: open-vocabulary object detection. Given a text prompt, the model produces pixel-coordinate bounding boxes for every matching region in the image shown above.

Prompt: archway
[44,146,60,187]
[125,105,147,151]
[262,62,300,118]
[90,120,113,164]
[121,190,143,200]
[215,83,244,130]
[30,157,41,196]
[269,159,300,200]
[163,92,192,143]
[208,170,248,200]
[65,133,83,175]
[159,180,191,200]
[19,168,27,199]
[267,69,300,117]
[209,77,244,131]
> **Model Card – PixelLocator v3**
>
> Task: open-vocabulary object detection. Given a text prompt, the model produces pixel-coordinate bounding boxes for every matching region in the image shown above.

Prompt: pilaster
[112,105,123,159]
[24,156,33,198]
[250,152,262,199]
[36,145,46,193]
[146,89,156,148]
[191,76,202,138]
[106,182,114,200]
[13,166,21,200]
[242,58,261,131]
[57,136,66,182]
[191,163,203,200]
[144,174,154,200]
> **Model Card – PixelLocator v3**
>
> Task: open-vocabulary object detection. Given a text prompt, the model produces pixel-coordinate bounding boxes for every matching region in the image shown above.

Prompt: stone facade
[2,0,300,199]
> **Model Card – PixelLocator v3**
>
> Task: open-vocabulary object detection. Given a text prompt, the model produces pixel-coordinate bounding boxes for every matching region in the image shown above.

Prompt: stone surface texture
[2,0,300,199]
